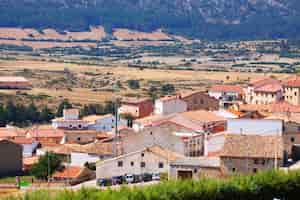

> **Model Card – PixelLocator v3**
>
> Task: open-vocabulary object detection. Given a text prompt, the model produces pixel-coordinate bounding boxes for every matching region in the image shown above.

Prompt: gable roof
[283,76,300,88]
[220,134,283,159]
[239,101,300,114]
[249,78,279,88]
[254,83,282,93]
[210,85,244,94]
[53,166,88,179]
[179,110,225,123]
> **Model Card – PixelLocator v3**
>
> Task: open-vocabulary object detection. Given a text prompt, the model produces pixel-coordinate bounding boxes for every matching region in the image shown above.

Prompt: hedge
[5,170,300,200]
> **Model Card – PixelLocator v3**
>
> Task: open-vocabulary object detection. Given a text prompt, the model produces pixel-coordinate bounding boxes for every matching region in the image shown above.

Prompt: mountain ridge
[0,0,300,40]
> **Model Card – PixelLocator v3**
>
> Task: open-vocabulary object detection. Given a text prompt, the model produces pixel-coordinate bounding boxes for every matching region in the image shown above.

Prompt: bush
[127,80,140,89]
[8,170,300,200]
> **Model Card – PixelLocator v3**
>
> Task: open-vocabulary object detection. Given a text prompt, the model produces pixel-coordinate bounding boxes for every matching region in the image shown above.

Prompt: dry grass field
[0,59,291,105]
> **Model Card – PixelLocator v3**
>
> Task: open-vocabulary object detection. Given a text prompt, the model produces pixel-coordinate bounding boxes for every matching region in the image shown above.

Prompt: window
[77,137,81,141]
[141,153,145,157]
[291,137,295,143]
[298,126,300,131]
[150,132,153,135]
[253,168,257,173]
[295,92,298,96]
[130,161,134,166]
[118,161,123,167]
[254,159,259,165]
[69,124,73,128]
[232,168,236,172]
[78,124,82,129]
[158,162,164,168]
[141,162,146,168]
[194,168,198,173]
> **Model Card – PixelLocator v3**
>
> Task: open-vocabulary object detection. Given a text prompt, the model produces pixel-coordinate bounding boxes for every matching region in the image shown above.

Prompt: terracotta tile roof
[220,134,283,159]
[41,145,74,155]
[265,113,300,123]
[27,125,64,138]
[179,91,203,99]
[53,166,84,179]
[63,129,101,135]
[210,85,244,94]
[11,137,36,144]
[82,114,113,123]
[239,101,300,114]
[147,145,182,161]
[283,76,300,88]
[69,141,114,155]
[249,78,279,88]
[121,97,151,104]
[0,127,26,139]
[159,95,180,102]
[23,156,39,166]
[254,83,282,93]
[0,76,29,82]
[179,110,226,123]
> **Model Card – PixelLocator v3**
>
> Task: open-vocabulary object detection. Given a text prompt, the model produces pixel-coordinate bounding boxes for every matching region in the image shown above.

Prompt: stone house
[120,121,204,157]
[96,145,181,179]
[169,157,221,180]
[180,91,219,111]
[219,135,283,175]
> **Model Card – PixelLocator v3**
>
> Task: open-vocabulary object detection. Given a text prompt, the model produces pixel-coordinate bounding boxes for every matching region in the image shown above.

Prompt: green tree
[161,84,175,95]
[127,80,140,89]
[27,103,40,123]
[30,152,62,180]
[56,99,72,117]
[40,106,55,122]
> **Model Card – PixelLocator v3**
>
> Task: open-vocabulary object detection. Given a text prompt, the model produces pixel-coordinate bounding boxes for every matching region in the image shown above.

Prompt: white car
[152,173,160,181]
[125,174,134,184]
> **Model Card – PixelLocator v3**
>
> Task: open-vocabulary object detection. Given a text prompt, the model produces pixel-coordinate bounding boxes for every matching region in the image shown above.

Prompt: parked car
[97,178,112,187]
[112,176,123,185]
[142,173,153,182]
[125,174,134,184]
[152,173,160,181]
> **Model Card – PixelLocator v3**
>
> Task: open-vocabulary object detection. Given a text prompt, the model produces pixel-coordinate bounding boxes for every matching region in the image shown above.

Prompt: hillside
[0,0,300,40]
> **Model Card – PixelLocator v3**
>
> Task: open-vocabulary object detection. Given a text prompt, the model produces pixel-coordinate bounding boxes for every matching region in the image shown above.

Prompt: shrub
[8,170,300,200]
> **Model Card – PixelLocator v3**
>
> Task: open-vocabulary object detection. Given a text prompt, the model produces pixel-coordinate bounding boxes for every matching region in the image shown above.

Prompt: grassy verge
[4,170,300,200]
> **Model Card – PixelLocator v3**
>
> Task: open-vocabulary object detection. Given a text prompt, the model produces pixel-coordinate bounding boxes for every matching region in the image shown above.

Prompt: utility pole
[274,128,279,170]
[113,82,120,157]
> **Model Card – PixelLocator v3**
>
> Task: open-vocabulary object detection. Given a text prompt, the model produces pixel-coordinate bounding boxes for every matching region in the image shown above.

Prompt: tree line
[0,99,116,127]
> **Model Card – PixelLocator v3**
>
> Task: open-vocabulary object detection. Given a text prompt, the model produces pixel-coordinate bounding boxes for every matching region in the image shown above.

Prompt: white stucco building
[154,95,187,115]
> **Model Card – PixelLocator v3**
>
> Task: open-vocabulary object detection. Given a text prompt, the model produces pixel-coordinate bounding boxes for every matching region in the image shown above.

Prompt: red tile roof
[159,95,180,102]
[27,125,64,138]
[11,137,36,144]
[220,135,283,159]
[254,83,282,93]
[239,101,300,113]
[283,76,300,88]
[210,85,244,94]
[53,166,84,179]
[250,78,279,88]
